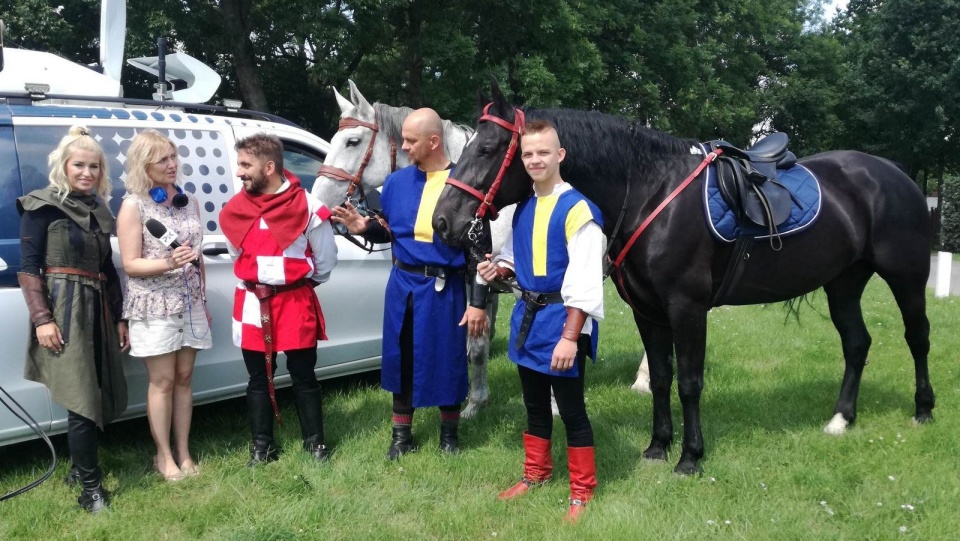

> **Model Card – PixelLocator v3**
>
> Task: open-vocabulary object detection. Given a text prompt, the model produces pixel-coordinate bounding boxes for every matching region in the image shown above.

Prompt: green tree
[835,0,960,191]
[0,0,99,63]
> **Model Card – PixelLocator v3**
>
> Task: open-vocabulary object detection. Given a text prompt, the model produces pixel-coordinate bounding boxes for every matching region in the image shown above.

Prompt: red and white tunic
[228,184,337,351]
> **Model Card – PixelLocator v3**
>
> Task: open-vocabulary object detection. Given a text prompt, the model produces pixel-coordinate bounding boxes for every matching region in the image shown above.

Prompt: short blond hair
[47,126,111,201]
[124,130,179,195]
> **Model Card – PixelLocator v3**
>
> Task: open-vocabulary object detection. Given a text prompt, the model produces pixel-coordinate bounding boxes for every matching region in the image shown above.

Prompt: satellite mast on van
[0,0,221,104]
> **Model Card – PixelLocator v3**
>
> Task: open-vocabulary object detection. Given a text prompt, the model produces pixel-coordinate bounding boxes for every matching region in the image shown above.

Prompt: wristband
[561,307,587,342]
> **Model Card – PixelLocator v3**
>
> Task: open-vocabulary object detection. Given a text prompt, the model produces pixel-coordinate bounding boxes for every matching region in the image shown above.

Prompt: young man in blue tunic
[477,119,605,523]
[331,108,488,459]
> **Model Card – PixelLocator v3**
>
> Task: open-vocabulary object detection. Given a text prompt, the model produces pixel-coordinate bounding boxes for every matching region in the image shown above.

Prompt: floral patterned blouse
[121,194,205,320]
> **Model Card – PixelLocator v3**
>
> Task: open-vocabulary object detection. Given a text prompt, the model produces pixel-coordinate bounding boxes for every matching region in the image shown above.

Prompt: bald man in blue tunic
[331,108,488,458]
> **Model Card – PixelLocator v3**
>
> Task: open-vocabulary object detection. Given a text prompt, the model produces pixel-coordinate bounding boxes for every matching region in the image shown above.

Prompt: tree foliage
[0,0,956,182]
[941,174,960,252]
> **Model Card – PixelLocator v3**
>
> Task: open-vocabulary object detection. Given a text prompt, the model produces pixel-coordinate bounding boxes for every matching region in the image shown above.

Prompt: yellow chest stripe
[532,194,560,276]
[414,170,450,243]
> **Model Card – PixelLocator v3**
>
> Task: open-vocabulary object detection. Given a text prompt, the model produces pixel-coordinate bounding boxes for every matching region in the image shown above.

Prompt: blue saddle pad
[702,163,822,243]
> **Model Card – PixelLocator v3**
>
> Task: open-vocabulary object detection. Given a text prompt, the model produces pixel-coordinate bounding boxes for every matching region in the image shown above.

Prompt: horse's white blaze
[824,413,849,435]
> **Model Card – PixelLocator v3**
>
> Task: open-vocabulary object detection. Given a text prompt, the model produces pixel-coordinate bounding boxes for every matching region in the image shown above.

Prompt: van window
[282,141,325,194]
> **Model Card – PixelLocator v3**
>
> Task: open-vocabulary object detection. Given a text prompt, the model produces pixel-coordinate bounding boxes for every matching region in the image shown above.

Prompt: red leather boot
[564,446,597,523]
[497,432,552,500]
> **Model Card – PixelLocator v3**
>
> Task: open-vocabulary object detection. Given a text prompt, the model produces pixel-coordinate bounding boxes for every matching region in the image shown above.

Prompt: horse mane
[522,108,696,189]
[373,102,414,141]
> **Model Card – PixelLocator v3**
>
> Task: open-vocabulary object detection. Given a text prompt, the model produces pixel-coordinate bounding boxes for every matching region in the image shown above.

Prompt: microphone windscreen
[172,193,189,208]
[145,218,168,239]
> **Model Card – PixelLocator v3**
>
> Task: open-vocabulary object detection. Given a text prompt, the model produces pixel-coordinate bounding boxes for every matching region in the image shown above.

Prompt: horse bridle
[316,109,398,206]
[445,103,526,242]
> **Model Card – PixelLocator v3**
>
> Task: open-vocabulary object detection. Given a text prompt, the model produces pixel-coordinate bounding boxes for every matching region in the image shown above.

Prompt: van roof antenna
[155,37,168,102]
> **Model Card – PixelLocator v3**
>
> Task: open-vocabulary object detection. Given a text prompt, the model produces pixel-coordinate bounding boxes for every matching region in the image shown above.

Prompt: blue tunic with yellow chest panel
[509,188,603,378]
[380,165,468,407]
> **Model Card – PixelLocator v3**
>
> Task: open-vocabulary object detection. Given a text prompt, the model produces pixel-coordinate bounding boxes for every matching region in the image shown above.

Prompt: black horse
[432,81,935,475]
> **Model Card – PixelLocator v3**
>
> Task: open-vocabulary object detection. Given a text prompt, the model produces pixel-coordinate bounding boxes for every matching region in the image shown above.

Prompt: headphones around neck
[150,185,188,208]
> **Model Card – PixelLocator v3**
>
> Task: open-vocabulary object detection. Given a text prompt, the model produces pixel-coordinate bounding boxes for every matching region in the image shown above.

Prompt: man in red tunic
[219,133,338,465]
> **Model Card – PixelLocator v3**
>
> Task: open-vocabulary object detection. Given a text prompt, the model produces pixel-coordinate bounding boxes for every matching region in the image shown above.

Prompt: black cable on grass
[0,384,56,501]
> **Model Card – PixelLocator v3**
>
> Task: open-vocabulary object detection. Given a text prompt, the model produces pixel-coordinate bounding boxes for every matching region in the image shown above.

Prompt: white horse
[312,81,650,418]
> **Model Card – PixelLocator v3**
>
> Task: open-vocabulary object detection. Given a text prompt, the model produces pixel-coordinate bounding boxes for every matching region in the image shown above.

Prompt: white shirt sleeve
[493,227,515,270]
[305,194,338,284]
[561,220,606,333]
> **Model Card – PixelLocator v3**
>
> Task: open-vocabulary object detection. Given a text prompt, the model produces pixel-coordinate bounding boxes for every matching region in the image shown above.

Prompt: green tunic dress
[18,188,128,428]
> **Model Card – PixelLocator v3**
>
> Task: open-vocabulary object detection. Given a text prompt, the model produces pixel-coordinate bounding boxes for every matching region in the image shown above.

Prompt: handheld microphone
[145,218,200,268]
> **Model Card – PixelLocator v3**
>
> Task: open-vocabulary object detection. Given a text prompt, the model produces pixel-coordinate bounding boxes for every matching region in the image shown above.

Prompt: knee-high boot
[68,412,109,513]
[564,446,597,523]
[247,389,278,466]
[498,432,552,500]
[293,386,330,462]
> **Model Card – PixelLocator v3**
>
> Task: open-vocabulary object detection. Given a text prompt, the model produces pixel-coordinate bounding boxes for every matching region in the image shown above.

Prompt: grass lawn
[1,279,958,540]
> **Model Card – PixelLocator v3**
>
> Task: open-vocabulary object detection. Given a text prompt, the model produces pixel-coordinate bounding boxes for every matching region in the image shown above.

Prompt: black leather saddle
[705,133,800,230]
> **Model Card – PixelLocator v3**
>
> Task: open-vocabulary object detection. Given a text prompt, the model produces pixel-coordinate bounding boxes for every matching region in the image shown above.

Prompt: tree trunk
[220,0,270,112]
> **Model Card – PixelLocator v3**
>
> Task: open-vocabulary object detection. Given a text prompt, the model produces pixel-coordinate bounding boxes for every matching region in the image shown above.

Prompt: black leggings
[392,294,459,416]
[243,347,319,393]
[518,354,593,447]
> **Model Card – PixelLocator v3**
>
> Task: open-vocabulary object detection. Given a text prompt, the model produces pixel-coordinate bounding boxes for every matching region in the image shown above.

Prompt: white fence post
[935,251,952,298]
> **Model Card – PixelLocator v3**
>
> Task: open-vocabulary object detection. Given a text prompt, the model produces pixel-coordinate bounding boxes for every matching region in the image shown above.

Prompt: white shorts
[128,307,213,358]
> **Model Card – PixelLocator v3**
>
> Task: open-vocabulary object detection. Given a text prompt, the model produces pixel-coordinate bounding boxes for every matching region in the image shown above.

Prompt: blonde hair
[47,126,112,201]
[124,129,180,196]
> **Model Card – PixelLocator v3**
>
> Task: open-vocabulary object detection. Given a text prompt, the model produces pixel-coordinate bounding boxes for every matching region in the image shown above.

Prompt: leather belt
[241,279,312,424]
[515,290,564,350]
[393,260,462,279]
[45,266,106,281]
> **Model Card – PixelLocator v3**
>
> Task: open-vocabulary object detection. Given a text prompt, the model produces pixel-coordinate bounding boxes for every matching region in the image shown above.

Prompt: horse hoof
[630,380,651,395]
[642,447,667,462]
[673,460,700,476]
[461,403,482,419]
[824,413,849,435]
[912,413,934,425]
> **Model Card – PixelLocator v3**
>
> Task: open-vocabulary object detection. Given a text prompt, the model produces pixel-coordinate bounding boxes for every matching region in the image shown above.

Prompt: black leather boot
[293,386,330,462]
[247,390,278,467]
[439,421,459,454]
[68,411,109,513]
[77,466,110,514]
[386,425,417,460]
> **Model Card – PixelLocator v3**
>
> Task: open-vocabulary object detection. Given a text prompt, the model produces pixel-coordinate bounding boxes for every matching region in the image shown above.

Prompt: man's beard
[243,172,269,194]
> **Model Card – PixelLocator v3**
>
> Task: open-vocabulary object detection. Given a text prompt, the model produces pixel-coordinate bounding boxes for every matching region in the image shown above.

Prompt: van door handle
[202,242,230,257]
